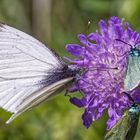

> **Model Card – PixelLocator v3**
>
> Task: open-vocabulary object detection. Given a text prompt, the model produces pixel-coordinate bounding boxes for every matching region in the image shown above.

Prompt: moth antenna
[115,39,133,57]
[116,38,140,49]
[135,40,140,47]
[116,39,133,48]
[123,92,135,103]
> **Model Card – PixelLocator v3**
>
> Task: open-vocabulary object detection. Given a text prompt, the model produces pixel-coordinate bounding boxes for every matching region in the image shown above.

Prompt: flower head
[65,16,140,129]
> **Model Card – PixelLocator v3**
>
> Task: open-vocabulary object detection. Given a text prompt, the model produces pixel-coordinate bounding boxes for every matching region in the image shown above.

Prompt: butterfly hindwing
[6,77,73,124]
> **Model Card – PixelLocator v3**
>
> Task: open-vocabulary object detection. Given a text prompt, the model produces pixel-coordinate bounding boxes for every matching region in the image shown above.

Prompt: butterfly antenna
[88,66,118,71]
[86,20,91,35]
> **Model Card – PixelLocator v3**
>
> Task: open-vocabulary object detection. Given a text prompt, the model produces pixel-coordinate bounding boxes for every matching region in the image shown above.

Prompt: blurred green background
[0,0,140,140]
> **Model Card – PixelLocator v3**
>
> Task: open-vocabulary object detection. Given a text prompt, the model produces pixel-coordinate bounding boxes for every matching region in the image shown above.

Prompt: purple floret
[66,16,140,129]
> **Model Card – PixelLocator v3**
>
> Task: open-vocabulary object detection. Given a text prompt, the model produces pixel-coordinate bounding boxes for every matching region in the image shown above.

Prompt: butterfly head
[66,65,82,78]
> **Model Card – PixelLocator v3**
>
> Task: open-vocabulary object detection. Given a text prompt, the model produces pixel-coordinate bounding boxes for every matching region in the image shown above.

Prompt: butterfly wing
[0,24,73,123]
[6,77,73,124]
[124,55,140,91]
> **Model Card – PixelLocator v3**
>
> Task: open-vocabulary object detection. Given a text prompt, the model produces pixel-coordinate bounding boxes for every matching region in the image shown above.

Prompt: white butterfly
[0,24,78,124]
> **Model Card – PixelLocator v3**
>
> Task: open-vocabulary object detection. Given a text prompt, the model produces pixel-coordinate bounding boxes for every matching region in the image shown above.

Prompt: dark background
[0,0,140,140]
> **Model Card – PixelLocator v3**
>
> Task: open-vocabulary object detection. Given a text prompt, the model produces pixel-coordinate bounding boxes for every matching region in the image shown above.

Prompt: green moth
[104,103,140,140]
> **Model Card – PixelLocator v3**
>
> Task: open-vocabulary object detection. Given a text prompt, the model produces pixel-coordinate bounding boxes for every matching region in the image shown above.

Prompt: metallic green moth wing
[104,104,140,140]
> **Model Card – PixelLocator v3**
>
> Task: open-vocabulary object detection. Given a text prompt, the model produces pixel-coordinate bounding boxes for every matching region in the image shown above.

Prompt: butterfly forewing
[0,24,60,66]
[0,24,76,123]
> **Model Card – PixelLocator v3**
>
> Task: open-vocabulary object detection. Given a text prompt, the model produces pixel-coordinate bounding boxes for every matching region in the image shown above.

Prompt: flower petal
[82,110,93,128]
[66,44,84,56]
[69,97,84,108]
[78,34,87,46]
[98,20,108,38]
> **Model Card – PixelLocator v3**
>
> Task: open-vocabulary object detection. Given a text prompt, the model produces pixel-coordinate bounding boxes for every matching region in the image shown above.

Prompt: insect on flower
[1,16,140,134]
[0,21,121,125]
[116,39,140,91]
[104,92,140,140]
[0,23,80,124]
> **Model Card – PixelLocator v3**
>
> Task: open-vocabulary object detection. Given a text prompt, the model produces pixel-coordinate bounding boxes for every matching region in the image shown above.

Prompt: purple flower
[65,16,140,129]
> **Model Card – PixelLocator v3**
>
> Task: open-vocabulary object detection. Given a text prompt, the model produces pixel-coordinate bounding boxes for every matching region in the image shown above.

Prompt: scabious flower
[65,16,140,129]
